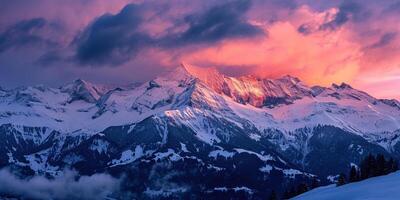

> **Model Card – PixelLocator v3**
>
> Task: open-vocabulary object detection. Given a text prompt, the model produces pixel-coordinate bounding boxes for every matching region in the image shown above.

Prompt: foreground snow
[293,171,400,200]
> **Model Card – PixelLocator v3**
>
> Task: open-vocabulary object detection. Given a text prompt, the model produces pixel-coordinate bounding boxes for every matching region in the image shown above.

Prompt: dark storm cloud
[369,32,397,49]
[268,0,298,9]
[320,0,369,31]
[36,50,65,66]
[75,4,153,66]
[297,23,313,35]
[75,0,264,66]
[383,1,400,14]
[0,18,56,52]
[173,0,264,44]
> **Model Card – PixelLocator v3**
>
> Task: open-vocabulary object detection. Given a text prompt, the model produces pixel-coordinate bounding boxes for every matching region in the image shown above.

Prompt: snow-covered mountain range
[1,63,400,198]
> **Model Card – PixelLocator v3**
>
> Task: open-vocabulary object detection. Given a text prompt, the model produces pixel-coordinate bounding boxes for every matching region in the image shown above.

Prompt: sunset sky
[0,0,399,99]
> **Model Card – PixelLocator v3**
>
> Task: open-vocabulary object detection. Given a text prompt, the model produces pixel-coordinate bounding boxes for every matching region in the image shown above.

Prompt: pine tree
[392,159,399,172]
[337,173,346,186]
[284,187,296,199]
[349,166,359,182]
[360,156,369,180]
[359,155,398,182]
[361,154,377,178]
[376,154,386,176]
[269,190,277,200]
[368,154,377,177]
[387,157,399,173]
[386,158,394,174]
[311,177,319,189]
[296,183,308,195]
[290,187,296,197]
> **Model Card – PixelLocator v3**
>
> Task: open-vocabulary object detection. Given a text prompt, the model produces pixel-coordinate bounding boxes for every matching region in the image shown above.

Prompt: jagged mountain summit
[1,63,400,198]
[1,63,398,134]
[60,78,109,103]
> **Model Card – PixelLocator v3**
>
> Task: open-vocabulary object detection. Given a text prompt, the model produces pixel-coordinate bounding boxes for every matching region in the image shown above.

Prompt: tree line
[281,177,319,199]
[337,154,398,186]
[283,154,398,199]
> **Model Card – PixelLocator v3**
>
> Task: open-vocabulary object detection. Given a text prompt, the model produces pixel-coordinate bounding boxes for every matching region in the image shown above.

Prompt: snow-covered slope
[183,63,313,108]
[1,63,400,198]
[1,63,399,136]
[293,171,400,200]
[60,79,108,103]
[0,66,196,133]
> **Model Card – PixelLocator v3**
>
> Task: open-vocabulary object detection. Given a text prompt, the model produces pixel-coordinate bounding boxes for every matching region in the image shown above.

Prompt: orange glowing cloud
[179,6,363,87]
[1,1,399,99]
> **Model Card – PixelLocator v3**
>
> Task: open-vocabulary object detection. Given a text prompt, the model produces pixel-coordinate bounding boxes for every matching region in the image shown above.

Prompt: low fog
[0,169,120,200]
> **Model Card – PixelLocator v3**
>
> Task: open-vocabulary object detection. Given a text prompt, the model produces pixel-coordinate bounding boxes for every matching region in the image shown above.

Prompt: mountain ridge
[1,63,399,135]
[1,63,400,198]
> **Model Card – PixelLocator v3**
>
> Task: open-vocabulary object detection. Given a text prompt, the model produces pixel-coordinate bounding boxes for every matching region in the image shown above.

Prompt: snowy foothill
[293,171,400,200]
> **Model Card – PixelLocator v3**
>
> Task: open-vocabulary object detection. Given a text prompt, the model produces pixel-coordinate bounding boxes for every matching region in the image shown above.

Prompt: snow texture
[294,171,400,200]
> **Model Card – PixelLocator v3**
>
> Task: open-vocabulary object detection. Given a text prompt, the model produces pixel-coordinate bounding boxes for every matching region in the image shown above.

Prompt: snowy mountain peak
[0,86,7,96]
[332,82,353,90]
[180,63,223,81]
[180,63,226,91]
[0,63,399,136]
[278,75,302,85]
[61,79,108,103]
[166,63,314,108]
[380,99,400,110]
[158,63,194,83]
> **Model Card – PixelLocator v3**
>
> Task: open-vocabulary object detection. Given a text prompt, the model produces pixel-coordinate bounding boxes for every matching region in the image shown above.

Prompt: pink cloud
[179,6,361,85]
[1,1,399,99]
